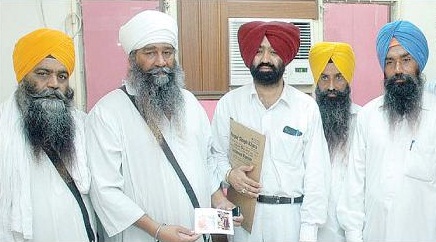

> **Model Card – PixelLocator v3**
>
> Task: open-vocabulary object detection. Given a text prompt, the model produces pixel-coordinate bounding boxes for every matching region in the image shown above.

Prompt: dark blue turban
[376,20,428,72]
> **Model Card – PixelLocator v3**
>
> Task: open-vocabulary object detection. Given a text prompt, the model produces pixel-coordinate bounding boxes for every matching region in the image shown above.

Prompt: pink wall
[323,3,389,106]
[82,2,389,114]
[82,0,159,111]
[199,100,218,122]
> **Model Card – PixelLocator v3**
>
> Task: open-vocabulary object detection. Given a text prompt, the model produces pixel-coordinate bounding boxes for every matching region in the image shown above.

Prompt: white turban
[119,10,178,54]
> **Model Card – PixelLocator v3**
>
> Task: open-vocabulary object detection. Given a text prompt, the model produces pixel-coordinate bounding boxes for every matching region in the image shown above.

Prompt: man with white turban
[0,28,95,242]
[86,10,241,242]
[309,41,361,242]
[211,21,330,242]
[337,20,436,242]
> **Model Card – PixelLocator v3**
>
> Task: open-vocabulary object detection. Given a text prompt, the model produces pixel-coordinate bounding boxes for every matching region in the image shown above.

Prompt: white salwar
[211,83,331,242]
[337,91,436,242]
[0,94,95,242]
[85,83,219,242]
[318,103,361,242]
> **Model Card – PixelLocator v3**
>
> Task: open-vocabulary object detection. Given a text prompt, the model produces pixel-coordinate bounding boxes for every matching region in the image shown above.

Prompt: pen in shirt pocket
[409,140,415,151]
[283,126,302,136]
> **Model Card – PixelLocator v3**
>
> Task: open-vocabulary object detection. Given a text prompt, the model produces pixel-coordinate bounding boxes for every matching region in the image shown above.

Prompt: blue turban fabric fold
[376,20,428,72]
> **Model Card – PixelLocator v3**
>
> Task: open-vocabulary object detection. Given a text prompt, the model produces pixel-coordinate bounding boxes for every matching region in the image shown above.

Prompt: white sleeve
[85,106,144,237]
[299,103,331,242]
[210,98,232,182]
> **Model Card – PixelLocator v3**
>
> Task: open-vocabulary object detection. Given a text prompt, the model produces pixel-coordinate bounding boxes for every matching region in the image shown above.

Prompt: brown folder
[226,119,265,233]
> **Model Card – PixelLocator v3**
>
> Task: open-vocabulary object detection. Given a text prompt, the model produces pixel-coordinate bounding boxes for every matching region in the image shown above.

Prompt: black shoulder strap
[43,147,95,242]
[119,85,200,208]
[119,86,209,242]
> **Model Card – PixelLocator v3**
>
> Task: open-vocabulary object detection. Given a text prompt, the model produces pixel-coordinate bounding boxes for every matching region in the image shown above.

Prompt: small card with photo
[194,208,234,235]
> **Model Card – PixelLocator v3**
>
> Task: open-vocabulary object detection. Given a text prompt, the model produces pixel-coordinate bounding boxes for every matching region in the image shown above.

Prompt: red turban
[238,21,300,68]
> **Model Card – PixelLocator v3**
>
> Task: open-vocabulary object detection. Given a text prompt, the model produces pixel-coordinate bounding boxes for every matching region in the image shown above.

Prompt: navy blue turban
[376,20,428,72]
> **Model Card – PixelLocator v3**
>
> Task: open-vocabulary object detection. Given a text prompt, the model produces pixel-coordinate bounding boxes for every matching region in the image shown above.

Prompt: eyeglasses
[138,48,176,61]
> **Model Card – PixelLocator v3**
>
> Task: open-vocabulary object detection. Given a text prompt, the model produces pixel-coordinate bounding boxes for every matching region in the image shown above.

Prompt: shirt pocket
[271,129,304,167]
[404,143,436,182]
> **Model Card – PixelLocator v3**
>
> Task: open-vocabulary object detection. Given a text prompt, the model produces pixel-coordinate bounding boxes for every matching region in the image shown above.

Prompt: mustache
[322,89,339,97]
[317,88,349,99]
[257,63,275,69]
[26,87,69,102]
[146,67,172,76]
[385,73,415,87]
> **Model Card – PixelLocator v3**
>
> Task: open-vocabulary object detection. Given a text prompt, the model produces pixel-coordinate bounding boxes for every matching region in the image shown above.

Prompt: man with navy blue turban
[337,20,436,242]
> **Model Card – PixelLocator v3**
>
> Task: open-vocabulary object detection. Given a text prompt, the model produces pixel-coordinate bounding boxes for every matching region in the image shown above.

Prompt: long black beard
[127,53,185,139]
[250,62,285,86]
[383,73,423,131]
[15,80,76,171]
[316,86,352,154]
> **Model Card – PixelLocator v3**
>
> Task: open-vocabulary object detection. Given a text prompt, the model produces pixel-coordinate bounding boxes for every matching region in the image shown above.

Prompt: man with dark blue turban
[337,20,436,242]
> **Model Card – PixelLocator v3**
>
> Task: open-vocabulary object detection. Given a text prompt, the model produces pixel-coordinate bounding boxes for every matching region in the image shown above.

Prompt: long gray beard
[15,80,76,173]
[127,54,186,140]
[383,73,423,131]
[316,86,352,154]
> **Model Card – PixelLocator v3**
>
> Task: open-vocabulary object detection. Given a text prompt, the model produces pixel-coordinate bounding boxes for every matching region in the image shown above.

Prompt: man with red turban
[212,21,330,242]
[337,20,436,242]
[0,28,95,241]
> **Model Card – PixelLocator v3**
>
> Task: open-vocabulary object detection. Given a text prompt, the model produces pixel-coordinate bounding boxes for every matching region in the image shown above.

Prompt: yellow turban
[13,28,75,82]
[309,42,355,84]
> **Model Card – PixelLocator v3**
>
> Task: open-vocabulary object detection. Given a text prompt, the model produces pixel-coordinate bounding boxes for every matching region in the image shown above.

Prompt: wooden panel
[200,0,227,92]
[219,0,230,92]
[226,1,318,19]
[178,0,202,91]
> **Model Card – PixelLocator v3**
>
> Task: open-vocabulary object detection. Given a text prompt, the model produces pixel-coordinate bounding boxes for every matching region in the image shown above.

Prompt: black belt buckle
[272,195,281,204]
[257,194,303,204]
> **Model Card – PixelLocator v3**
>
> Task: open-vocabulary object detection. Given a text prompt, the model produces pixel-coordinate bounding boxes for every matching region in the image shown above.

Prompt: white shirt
[86,85,219,242]
[318,103,361,242]
[0,94,94,242]
[211,83,331,242]
[337,91,436,242]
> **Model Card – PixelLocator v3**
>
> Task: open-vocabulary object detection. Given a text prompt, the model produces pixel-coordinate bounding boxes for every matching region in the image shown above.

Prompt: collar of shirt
[248,83,294,109]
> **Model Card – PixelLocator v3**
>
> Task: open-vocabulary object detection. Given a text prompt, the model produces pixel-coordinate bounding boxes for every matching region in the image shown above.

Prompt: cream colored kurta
[211,83,331,242]
[318,103,361,242]
[86,85,218,242]
[337,92,436,242]
[0,94,95,242]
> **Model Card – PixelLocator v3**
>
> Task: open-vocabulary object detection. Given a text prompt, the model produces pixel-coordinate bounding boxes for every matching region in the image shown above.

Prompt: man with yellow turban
[211,21,330,242]
[309,41,361,242]
[0,28,95,241]
[85,10,241,242]
[337,20,436,242]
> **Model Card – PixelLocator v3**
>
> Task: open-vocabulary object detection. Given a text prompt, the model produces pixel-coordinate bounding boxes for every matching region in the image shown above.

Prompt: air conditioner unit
[228,18,314,86]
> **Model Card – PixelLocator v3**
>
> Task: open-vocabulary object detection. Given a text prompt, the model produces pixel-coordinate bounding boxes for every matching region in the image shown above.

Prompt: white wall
[396,0,436,83]
[0,0,85,110]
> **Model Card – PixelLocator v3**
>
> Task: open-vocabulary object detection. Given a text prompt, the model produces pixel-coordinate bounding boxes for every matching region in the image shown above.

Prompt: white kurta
[85,84,218,242]
[318,103,361,242]
[211,83,331,242]
[337,91,436,242]
[0,94,95,242]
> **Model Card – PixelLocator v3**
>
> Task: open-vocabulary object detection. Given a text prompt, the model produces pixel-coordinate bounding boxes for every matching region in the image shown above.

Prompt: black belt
[257,195,304,204]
